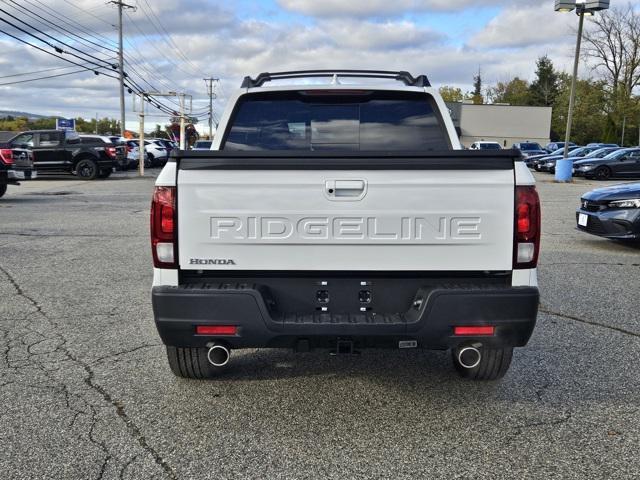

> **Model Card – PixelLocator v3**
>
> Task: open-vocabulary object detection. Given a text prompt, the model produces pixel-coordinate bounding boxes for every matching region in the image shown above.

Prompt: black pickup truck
[0,147,37,198]
[0,130,125,179]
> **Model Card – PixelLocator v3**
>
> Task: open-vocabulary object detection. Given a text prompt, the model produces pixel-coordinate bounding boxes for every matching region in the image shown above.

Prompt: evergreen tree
[529,55,559,107]
[472,69,483,104]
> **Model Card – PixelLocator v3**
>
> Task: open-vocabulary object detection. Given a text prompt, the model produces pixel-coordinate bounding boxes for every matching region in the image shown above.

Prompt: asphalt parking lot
[1,171,639,479]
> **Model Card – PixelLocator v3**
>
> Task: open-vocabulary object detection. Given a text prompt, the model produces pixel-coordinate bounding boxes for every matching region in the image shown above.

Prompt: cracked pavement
[1,172,639,479]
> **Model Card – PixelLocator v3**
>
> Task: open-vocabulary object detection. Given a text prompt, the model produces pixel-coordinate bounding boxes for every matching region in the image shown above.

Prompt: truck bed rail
[172,150,521,171]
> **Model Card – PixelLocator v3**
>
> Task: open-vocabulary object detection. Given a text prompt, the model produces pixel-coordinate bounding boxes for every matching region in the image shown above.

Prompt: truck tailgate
[176,153,516,272]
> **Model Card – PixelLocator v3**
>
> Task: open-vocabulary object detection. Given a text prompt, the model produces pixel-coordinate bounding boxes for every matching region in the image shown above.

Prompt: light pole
[554,1,610,182]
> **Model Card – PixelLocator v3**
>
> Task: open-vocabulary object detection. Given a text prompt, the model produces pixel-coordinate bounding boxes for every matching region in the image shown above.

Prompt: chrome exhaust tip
[207,344,230,367]
[457,346,481,369]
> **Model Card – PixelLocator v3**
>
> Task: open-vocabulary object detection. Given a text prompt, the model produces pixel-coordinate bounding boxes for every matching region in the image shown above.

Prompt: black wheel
[0,182,7,198]
[166,346,226,379]
[147,153,155,167]
[98,168,112,179]
[452,346,513,380]
[594,166,611,180]
[75,158,98,180]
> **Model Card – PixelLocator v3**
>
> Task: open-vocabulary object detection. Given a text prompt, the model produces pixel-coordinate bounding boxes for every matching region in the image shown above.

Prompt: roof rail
[240,70,431,89]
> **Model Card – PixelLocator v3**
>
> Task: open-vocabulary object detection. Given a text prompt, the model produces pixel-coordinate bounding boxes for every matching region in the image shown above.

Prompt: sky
[0,0,637,132]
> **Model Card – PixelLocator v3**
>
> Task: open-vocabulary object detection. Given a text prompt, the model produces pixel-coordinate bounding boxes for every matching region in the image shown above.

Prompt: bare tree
[582,3,640,127]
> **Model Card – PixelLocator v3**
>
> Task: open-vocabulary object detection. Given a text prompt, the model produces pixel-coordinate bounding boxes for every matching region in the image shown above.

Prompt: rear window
[80,137,107,144]
[39,132,61,147]
[479,143,501,150]
[222,90,450,151]
[519,143,540,151]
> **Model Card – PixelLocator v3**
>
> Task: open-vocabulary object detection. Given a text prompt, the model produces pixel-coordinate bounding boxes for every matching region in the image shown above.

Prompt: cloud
[0,0,580,132]
[276,0,535,17]
[469,1,576,48]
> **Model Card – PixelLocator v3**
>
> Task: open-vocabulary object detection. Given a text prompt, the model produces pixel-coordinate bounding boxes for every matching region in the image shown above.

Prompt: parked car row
[0,130,121,180]
[0,130,180,180]
[523,143,640,181]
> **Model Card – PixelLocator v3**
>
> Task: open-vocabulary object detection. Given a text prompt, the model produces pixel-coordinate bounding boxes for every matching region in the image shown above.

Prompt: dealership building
[446,101,553,148]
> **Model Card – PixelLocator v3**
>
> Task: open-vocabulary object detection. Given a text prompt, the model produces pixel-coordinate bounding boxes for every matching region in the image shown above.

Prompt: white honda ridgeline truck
[151,70,541,381]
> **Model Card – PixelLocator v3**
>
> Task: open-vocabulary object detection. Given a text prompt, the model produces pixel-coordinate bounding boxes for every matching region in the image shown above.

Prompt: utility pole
[203,77,219,140]
[179,93,186,150]
[109,1,136,137]
[94,112,98,134]
[138,95,145,176]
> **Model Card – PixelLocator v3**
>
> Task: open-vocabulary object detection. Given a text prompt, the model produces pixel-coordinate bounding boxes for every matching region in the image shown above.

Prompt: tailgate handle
[326,180,366,197]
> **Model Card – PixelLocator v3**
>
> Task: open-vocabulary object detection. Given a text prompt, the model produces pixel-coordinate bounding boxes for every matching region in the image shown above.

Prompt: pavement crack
[92,344,161,365]
[515,411,572,434]
[119,454,139,480]
[540,306,640,339]
[72,352,177,480]
[0,265,46,316]
[535,381,552,402]
[0,265,175,479]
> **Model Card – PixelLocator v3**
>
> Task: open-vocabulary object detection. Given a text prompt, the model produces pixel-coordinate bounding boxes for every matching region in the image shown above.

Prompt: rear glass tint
[222,91,450,151]
[519,143,540,150]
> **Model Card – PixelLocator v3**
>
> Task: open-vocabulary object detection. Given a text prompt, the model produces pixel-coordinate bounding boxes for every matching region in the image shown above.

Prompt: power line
[0,26,176,116]
[0,26,115,76]
[26,0,118,49]
[60,0,115,27]
[137,0,207,78]
[0,8,118,71]
[0,1,200,121]
[123,10,201,90]
[0,69,92,87]
[6,0,119,56]
[9,0,185,108]
[0,64,94,79]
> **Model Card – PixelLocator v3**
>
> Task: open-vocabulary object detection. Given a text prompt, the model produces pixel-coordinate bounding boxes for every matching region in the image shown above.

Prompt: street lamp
[554,0,610,182]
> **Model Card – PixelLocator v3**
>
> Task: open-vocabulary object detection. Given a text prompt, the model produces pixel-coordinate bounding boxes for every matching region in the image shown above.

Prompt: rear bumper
[152,284,539,350]
[7,169,37,181]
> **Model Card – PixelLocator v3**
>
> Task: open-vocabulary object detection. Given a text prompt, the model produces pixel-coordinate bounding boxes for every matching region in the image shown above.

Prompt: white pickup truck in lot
[150,70,541,381]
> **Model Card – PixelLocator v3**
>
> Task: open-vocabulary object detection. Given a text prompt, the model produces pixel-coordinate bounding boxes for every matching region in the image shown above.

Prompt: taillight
[0,149,13,165]
[196,325,237,335]
[106,146,116,158]
[454,326,495,336]
[151,186,177,268]
[513,185,541,269]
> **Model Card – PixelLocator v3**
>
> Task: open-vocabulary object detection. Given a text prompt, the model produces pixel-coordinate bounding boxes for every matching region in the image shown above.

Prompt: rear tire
[166,346,225,379]
[0,183,7,198]
[452,346,513,380]
[594,166,611,180]
[75,158,98,180]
